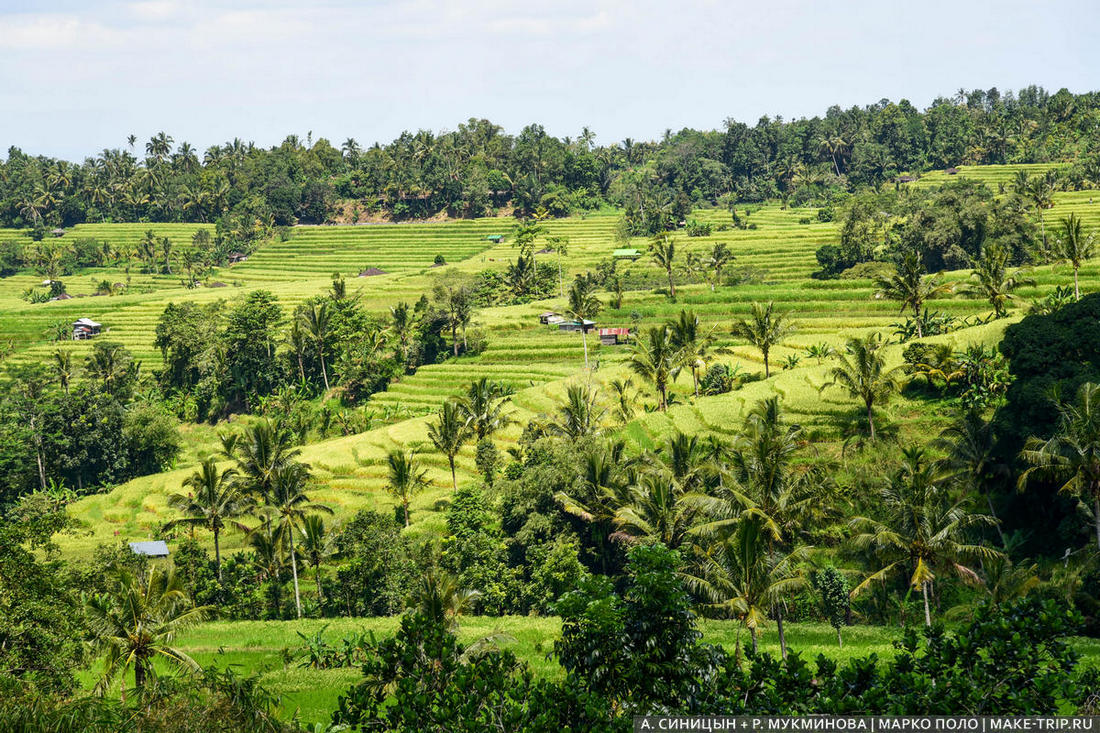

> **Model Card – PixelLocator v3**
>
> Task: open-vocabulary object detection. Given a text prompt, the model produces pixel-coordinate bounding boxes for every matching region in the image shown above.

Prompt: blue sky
[1,0,1097,159]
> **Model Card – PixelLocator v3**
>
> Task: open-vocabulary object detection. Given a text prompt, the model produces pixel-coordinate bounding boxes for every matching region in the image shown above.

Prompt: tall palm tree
[966,243,1035,318]
[731,302,794,378]
[628,325,681,411]
[248,523,285,618]
[1056,213,1096,301]
[1019,382,1100,549]
[300,302,333,391]
[263,462,331,619]
[566,277,602,369]
[231,419,303,502]
[84,342,132,396]
[299,514,337,606]
[386,449,430,527]
[50,348,73,394]
[669,309,719,399]
[684,512,808,655]
[554,442,633,573]
[825,332,902,442]
[849,447,1002,626]
[705,242,735,291]
[935,410,1010,547]
[427,400,472,490]
[458,378,514,441]
[649,234,678,298]
[548,383,607,440]
[164,459,249,581]
[85,564,211,692]
[613,469,702,551]
[874,250,953,338]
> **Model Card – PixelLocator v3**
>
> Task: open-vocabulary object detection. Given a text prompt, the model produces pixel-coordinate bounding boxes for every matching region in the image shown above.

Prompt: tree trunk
[134,658,146,690]
[452,325,459,357]
[35,447,46,491]
[763,349,770,378]
[291,546,302,619]
[922,581,931,627]
[986,493,1006,548]
[692,367,699,399]
[297,351,305,383]
[668,270,676,299]
[1075,267,1081,301]
[214,526,222,582]
[1094,495,1100,550]
[836,625,843,648]
[319,348,329,391]
[581,329,589,369]
[315,563,324,608]
[403,499,410,527]
[749,626,758,654]
[914,304,923,338]
[867,400,876,442]
[776,606,787,659]
[449,455,457,490]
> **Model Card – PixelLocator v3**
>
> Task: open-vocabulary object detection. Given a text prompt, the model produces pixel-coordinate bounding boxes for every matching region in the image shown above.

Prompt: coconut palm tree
[1056,213,1096,301]
[731,302,794,378]
[966,243,1035,318]
[263,462,332,619]
[669,309,720,399]
[548,383,607,440]
[649,234,678,298]
[85,563,211,693]
[566,277,602,369]
[705,242,735,291]
[628,325,681,411]
[411,566,480,630]
[874,250,953,338]
[50,348,73,394]
[554,442,633,573]
[385,449,430,527]
[684,512,808,655]
[299,514,338,607]
[849,447,1002,626]
[231,419,303,502]
[164,458,249,581]
[613,469,703,551]
[935,410,1010,547]
[300,302,333,391]
[1019,382,1100,549]
[458,378,514,441]
[825,332,902,442]
[427,400,472,490]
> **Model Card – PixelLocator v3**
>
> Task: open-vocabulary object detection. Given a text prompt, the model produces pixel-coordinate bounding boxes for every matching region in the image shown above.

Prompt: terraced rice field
[5,166,1099,556]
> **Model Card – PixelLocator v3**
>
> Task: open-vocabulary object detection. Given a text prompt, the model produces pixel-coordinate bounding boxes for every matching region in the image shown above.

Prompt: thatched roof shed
[358,267,387,277]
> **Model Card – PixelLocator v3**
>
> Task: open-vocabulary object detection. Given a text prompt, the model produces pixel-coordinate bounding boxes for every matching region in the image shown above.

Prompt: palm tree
[264,462,332,619]
[966,243,1035,318]
[935,410,1010,547]
[1019,382,1100,549]
[874,251,953,338]
[164,459,248,581]
[299,514,338,606]
[613,469,702,551]
[684,512,808,655]
[548,383,608,440]
[300,302,333,391]
[669,309,719,399]
[825,333,902,442]
[386,449,430,527]
[649,234,678,298]
[411,567,480,630]
[231,419,303,502]
[84,342,132,396]
[705,242,735,291]
[1056,213,1096,300]
[566,277,602,369]
[1026,171,1057,249]
[459,378,514,441]
[85,564,211,693]
[628,325,681,411]
[849,447,1002,626]
[427,400,472,490]
[731,302,794,378]
[50,348,73,394]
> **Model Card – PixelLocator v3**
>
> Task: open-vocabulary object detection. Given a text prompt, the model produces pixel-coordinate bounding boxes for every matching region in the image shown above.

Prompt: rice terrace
[2,3,1100,729]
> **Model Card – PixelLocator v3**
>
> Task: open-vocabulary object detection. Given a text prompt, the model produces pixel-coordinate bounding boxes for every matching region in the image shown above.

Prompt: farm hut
[894,175,918,184]
[207,281,228,288]
[558,319,596,333]
[486,234,503,243]
[539,311,559,324]
[49,293,73,301]
[72,318,101,340]
[946,167,960,175]
[599,327,631,346]
[612,248,641,260]
[358,267,387,277]
[536,247,554,255]
[129,540,169,558]
[51,228,66,238]
[546,315,566,325]
[227,252,248,264]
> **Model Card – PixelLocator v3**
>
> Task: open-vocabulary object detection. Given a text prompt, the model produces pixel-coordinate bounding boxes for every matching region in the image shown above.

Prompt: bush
[817,206,835,222]
[684,219,712,237]
[700,363,736,395]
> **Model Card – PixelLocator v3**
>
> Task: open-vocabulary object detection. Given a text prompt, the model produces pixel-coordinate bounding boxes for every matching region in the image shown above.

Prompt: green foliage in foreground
[331,545,1099,731]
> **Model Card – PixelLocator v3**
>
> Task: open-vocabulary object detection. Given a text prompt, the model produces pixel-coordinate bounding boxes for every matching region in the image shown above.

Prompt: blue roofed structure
[129,540,169,557]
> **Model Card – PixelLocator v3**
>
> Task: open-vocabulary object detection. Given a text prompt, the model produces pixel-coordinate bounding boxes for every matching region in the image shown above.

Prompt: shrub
[700,363,736,395]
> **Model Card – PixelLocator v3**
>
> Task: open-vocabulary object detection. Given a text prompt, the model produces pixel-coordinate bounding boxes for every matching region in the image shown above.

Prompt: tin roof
[129,540,169,557]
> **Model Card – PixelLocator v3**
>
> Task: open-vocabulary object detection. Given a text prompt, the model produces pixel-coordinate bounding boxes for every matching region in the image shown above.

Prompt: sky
[1,0,1097,160]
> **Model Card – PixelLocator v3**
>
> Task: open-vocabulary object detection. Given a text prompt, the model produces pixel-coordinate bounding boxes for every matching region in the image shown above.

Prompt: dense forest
[3,86,1100,236]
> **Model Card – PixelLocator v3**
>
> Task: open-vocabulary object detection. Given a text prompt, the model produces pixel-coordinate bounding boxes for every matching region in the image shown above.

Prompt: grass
[77,616,1100,726]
